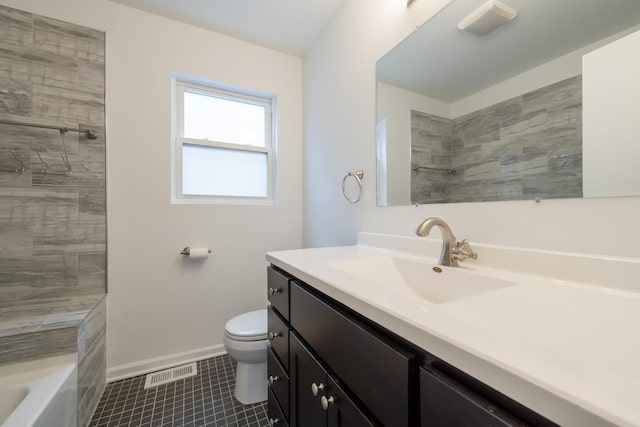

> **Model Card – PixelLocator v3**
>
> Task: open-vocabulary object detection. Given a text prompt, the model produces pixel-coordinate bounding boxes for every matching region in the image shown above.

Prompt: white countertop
[266,233,640,427]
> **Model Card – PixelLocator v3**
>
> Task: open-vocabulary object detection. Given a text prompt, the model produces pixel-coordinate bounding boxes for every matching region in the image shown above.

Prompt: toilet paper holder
[180,247,212,255]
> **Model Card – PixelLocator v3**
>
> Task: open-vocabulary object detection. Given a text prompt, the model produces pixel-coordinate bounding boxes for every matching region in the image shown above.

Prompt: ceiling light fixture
[457,0,518,36]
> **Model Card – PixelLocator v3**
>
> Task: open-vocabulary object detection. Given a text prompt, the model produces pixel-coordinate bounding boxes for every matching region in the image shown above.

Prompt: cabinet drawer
[269,388,290,427]
[420,367,527,427]
[268,306,290,371]
[290,281,415,427]
[268,267,290,320]
[268,347,290,420]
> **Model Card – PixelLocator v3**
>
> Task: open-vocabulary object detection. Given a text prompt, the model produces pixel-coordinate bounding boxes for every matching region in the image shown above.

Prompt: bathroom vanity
[267,266,552,426]
[265,233,640,427]
[269,265,413,427]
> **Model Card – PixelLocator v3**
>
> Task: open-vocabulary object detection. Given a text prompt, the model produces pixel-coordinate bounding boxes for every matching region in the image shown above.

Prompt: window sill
[171,196,275,206]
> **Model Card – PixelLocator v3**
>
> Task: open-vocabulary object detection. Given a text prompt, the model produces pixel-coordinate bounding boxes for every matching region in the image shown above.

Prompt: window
[173,77,275,204]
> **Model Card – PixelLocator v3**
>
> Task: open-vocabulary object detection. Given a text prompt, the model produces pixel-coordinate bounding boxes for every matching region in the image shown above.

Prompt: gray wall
[411,76,582,204]
[0,5,106,305]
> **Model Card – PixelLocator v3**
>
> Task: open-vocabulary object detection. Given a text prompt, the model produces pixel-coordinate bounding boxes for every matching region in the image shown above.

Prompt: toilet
[223,309,268,404]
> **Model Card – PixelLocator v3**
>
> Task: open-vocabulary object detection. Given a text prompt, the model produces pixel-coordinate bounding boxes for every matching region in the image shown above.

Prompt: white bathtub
[0,353,77,427]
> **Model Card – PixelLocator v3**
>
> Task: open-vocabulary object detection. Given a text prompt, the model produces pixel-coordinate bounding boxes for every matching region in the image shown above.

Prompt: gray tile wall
[0,294,106,426]
[0,5,106,304]
[411,76,583,204]
[0,326,78,365]
[410,110,453,204]
[0,6,106,425]
[77,296,106,427]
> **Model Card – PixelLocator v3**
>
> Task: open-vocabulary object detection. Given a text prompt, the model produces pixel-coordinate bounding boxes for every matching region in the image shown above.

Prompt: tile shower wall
[0,5,106,304]
[78,296,107,426]
[411,111,453,204]
[0,294,107,426]
[411,76,582,203]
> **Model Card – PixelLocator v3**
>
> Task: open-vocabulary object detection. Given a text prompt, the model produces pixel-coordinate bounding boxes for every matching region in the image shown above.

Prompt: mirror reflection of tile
[411,76,581,204]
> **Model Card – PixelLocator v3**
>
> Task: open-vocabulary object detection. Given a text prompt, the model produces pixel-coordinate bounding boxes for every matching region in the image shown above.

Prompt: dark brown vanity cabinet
[419,354,558,427]
[268,307,290,370]
[268,266,385,426]
[267,265,558,427]
[289,332,376,427]
[268,389,288,427]
[268,347,289,419]
[289,280,415,427]
[268,267,290,320]
[420,367,528,427]
[267,267,292,426]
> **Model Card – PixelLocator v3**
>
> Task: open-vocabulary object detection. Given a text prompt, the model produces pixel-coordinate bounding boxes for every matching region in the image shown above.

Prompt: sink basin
[325,256,514,303]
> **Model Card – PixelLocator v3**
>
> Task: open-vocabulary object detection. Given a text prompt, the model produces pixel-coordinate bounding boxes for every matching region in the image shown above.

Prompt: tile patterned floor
[89,354,269,427]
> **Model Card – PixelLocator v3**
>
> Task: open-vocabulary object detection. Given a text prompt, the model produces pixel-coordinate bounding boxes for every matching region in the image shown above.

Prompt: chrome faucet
[415,217,477,267]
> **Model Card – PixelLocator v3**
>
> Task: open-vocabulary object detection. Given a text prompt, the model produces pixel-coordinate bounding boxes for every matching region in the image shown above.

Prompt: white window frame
[172,76,276,205]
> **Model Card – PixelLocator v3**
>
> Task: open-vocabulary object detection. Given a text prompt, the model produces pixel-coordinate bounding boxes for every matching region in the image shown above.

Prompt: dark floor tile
[89,354,268,427]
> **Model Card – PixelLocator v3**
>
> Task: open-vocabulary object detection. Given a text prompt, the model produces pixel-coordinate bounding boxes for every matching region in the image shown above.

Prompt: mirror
[376,0,640,206]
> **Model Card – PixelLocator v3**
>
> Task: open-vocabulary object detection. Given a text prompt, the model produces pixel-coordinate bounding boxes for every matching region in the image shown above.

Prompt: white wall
[304,0,640,258]
[304,0,453,248]
[0,0,303,379]
[583,29,640,198]
[452,25,640,117]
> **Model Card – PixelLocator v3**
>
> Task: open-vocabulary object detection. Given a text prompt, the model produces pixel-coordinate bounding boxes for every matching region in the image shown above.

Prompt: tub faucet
[415,217,477,267]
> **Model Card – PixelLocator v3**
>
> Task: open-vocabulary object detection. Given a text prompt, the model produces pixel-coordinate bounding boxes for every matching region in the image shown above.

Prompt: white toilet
[223,309,268,404]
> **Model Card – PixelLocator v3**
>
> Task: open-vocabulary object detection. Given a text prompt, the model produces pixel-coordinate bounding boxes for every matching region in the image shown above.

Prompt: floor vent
[144,363,197,389]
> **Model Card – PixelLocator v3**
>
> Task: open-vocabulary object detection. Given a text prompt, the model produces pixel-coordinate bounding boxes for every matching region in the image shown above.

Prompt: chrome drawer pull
[311,382,325,396]
[268,331,281,340]
[268,375,279,384]
[321,395,335,410]
[269,287,281,295]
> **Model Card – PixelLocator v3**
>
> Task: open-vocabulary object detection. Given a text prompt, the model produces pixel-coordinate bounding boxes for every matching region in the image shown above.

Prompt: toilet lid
[225,309,267,341]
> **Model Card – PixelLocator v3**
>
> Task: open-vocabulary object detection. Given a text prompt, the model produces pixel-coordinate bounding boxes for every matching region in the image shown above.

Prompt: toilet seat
[224,309,267,342]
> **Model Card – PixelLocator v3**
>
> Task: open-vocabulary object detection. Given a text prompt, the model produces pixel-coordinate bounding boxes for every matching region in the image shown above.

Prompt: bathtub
[0,353,77,427]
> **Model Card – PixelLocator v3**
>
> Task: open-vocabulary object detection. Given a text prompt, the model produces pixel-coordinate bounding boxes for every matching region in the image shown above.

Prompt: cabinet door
[420,367,527,427]
[289,332,327,427]
[325,377,377,427]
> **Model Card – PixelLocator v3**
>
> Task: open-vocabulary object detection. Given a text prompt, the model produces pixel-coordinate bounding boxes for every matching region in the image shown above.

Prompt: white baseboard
[107,344,227,382]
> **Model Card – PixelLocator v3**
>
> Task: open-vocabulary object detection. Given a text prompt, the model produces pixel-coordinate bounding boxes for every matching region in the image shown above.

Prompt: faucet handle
[453,239,478,261]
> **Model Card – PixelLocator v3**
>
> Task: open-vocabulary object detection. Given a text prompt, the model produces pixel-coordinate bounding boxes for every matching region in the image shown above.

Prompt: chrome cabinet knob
[269,287,281,295]
[321,395,335,410]
[268,375,279,384]
[311,382,325,396]
[269,418,280,425]
[268,331,281,340]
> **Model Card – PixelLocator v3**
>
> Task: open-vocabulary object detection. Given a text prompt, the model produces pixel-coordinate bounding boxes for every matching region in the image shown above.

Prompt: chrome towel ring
[342,170,364,203]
